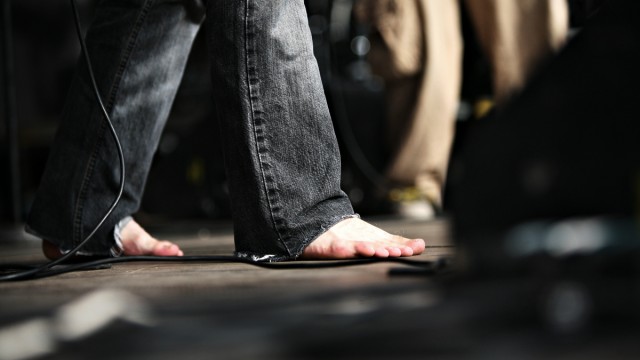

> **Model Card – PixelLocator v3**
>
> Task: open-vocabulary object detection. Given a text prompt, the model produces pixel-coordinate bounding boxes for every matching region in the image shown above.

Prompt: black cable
[328,68,389,193]
[0,0,126,281]
[3,256,441,281]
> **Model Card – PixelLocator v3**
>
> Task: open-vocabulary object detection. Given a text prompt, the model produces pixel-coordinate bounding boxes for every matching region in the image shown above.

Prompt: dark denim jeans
[26,0,355,261]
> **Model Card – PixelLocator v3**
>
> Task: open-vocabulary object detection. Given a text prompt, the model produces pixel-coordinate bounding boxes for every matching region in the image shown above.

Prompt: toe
[409,239,426,254]
[374,247,390,258]
[399,246,414,257]
[153,242,182,256]
[354,243,376,257]
[42,240,64,260]
[386,247,402,257]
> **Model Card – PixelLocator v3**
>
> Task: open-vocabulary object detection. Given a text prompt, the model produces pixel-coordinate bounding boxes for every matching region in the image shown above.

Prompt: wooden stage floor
[1,217,638,359]
[0,218,454,359]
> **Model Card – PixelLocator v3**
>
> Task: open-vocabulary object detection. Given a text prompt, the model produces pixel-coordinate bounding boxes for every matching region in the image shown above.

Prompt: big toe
[153,242,183,256]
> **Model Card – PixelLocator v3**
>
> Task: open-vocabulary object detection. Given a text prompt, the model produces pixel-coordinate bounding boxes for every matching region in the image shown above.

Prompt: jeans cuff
[233,253,290,263]
[235,213,361,262]
[24,217,128,258]
[111,216,131,257]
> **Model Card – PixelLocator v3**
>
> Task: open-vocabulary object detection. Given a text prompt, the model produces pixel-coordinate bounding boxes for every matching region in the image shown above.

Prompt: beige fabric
[355,0,568,207]
[466,0,569,102]
[354,0,424,79]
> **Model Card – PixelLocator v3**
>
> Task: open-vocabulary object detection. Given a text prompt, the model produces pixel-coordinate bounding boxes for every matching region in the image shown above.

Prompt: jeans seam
[71,0,156,246]
[244,0,291,255]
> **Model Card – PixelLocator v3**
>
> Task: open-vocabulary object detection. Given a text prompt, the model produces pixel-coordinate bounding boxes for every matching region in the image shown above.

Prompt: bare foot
[42,219,183,260]
[300,218,425,259]
[118,219,183,257]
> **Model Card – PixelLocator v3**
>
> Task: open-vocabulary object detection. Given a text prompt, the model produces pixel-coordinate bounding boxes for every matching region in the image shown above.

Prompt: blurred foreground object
[445,0,640,334]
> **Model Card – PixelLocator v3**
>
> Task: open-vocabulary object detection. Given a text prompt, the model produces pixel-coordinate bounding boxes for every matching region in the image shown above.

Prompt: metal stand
[1,0,22,224]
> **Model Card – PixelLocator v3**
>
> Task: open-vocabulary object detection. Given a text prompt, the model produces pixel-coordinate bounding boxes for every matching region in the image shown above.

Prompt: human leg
[386,0,461,210]
[27,0,205,256]
[206,0,424,260]
[359,0,461,211]
[465,0,569,102]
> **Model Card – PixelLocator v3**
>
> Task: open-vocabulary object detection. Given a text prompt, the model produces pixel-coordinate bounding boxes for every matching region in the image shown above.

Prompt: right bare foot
[42,219,183,260]
[300,218,426,260]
